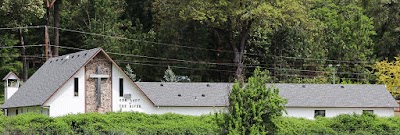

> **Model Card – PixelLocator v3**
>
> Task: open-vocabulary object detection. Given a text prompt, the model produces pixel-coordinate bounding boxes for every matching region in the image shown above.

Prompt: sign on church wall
[118,98,142,109]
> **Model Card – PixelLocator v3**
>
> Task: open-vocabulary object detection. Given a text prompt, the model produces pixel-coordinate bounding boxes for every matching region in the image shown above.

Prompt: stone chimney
[2,72,20,101]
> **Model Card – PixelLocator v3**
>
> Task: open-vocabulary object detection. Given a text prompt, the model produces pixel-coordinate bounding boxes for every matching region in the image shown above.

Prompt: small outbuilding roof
[2,72,19,80]
[136,83,398,108]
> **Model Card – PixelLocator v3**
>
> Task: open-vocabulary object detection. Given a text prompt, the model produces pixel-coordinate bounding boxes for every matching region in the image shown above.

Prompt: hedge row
[275,113,400,135]
[0,112,221,134]
[1,112,400,134]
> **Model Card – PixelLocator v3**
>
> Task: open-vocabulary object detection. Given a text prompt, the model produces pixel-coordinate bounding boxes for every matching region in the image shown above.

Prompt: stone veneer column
[85,53,112,113]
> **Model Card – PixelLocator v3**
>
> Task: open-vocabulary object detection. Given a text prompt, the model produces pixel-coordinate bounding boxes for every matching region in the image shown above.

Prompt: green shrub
[276,113,400,134]
[1,112,400,134]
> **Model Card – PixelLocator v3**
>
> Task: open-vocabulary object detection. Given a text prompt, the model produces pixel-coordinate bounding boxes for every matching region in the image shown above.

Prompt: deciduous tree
[374,57,400,98]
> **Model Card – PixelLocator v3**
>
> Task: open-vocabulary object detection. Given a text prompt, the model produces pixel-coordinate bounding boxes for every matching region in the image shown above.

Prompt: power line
[49,45,86,51]
[49,27,375,64]
[49,26,230,53]
[108,52,235,66]
[0,44,45,49]
[116,61,377,82]
[0,25,45,30]
[116,61,236,73]
[49,45,377,76]
[0,55,45,58]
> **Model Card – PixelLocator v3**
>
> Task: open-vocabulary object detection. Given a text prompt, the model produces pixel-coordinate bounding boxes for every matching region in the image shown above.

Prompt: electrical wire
[0,25,45,30]
[50,26,375,64]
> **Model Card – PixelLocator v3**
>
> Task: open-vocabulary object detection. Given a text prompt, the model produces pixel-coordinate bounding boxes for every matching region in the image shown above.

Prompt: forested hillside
[0,0,399,83]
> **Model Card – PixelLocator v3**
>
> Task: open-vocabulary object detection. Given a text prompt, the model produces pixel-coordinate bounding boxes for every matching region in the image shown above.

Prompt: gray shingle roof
[2,48,102,108]
[136,83,398,108]
[136,82,231,107]
[276,84,398,108]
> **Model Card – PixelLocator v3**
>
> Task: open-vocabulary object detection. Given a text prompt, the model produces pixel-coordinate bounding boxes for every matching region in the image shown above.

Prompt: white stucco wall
[5,87,18,100]
[149,106,226,115]
[112,64,152,113]
[285,107,394,119]
[43,68,86,117]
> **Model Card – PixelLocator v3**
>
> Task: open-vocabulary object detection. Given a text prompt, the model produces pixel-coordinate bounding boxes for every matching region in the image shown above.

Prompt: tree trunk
[233,20,252,82]
[19,29,28,82]
[53,0,60,57]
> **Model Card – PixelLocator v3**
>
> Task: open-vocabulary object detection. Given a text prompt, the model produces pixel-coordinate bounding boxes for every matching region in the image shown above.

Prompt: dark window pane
[363,110,374,114]
[314,110,325,118]
[74,78,79,96]
[119,78,123,97]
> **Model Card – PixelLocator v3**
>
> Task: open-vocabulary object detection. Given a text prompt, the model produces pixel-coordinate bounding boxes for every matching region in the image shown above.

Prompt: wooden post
[45,25,49,61]
[53,0,60,57]
[19,29,27,82]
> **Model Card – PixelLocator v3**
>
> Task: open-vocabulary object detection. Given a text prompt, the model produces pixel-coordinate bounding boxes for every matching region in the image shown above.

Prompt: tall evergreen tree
[162,66,177,82]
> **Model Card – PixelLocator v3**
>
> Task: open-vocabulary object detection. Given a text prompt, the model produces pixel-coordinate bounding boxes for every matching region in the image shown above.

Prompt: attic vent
[84,53,87,56]
[206,84,210,87]
[160,84,164,86]
[77,54,80,57]
[202,94,205,97]
[71,55,74,58]
[61,58,64,61]
[302,85,306,88]
[178,94,181,97]
[341,85,345,88]
[56,59,59,62]
[123,94,131,99]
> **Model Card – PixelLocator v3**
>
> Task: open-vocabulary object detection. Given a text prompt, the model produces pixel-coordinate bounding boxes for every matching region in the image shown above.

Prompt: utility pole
[53,0,60,57]
[45,26,49,60]
[329,64,340,84]
[19,29,27,82]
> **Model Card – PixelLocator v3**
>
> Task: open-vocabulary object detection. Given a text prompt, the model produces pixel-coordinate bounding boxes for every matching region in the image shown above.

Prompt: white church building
[1,48,398,119]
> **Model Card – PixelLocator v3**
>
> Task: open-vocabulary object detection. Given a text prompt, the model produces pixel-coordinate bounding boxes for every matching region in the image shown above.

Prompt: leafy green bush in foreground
[0,112,221,134]
[1,112,400,134]
[275,113,400,135]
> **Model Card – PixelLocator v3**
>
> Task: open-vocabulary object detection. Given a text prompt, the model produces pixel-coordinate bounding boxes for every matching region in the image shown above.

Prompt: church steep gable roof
[2,48,102,108]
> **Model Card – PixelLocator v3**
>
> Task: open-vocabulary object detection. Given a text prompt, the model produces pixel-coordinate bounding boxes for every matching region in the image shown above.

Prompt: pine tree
[224,67,287,134]
[124,64,140,82]
[162,66,177,82]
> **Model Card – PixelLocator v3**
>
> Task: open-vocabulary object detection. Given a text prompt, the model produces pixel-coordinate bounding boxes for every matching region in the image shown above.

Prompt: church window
[119,78,123,97]
[314,110,325,118]
[363,110,374,114]
[74,78,79,96]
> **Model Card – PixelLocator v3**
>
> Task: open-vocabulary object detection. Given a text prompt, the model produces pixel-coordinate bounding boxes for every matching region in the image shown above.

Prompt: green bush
[2,112,400,134]
[276,113,400,135]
